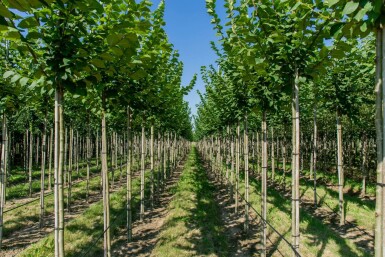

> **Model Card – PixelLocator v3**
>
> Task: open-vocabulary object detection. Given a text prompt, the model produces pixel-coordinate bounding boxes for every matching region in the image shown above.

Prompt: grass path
[151,147,229,257]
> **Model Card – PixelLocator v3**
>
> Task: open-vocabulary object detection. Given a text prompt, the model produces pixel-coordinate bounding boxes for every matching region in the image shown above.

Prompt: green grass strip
[151,147,228,257]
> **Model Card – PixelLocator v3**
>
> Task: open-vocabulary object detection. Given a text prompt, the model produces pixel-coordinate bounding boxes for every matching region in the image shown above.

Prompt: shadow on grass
[154,147,229,256]
[246,172,371,257]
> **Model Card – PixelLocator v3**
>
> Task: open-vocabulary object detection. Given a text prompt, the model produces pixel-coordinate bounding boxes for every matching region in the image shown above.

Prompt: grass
[268,165,375,234]
[151,147,228,257]
[218,161,371,256]
[17,157,172,257]
[5,158,109,200]
[2,158,140,239]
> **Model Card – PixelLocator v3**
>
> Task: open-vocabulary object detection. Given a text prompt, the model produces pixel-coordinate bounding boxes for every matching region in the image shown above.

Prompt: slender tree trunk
[40,118,47,228]
[48,128,53,191]
[67,128,73,213]
[261,111,267,257]
[336,109,345,226]
[257,132,260,175]
[361,134,368,196]
[64,127,67,187]
[150,125,154,210]
[235,122,240,214]
[292,68,300,255]
[140,123,145,221]
[126,107,132,242]
[244,115,249,233]
[29,124,33,197]
[86,129,90,203]
[282,135,287,190]
[101,95,111,257]
[313,108,318,207]
[54,86,65,257]
[0,113,8,248]
[230,132,234,202]
[271,128,275,181]
[96,131,99,168]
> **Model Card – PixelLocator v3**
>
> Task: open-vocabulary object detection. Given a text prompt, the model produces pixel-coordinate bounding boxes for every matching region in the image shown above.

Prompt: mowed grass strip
[270,166,375,235]
[228,168,372,257]
[18,167,153,257]
[151,147,228,257]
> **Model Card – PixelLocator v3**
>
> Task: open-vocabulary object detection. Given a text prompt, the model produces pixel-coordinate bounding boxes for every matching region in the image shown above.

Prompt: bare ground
[0,171,139,257]
[272,178,374,256]
[112,162,185,257]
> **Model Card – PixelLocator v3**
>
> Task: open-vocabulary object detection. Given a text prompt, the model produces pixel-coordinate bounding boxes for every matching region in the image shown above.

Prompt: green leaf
[90,59,106,68]
[8,0,30,11]
[3,71,14,79]
[10,74,21,83]
[342,2,359,16]
[107,34,123,46]
[326,0,340,7]
[18,16,39,28]
[360,22,367,32]
[19,77,29,87]
[0,4,14,18]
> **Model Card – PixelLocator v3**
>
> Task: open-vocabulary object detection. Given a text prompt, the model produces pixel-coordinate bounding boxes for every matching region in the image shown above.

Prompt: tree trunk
[235,122,240,214]
[54,86,65,257]
[0,113,8,247]
[150,125,154,210]
[67,127,73,213]
[336,109,344,226]
[361,134,368,196]
[244,115,249,233]
[29,124,33,197]
[101,94,111,257]
[126,107,132,242]
[261,111,267,257]
[230,132,234,202]
[292,68,300,255]
[375,27,384,257]
[48,128,53,191]
[313,108,318,208]
[140,123,145,221]
[40,118,47,228]
[271,128,275,181]
[86,128,90,203]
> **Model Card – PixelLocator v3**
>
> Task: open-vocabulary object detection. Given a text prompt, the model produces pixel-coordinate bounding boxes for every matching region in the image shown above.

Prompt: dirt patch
[112,161,186,257]
[1,171,140,257]
[204,162,262,257]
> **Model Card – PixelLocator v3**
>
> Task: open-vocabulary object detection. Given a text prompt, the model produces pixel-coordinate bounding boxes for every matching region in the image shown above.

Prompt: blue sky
[152,0,225,118]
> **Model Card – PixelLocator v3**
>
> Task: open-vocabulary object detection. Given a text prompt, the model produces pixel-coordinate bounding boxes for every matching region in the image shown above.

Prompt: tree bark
[292,68,300,255]
[54,86,65,257]
[361,133,368,196]
[244,115,249,233]
[40,118,47,228]
[126,107,132,242]
[29,124,33,197]
[375,26,384,257]
[140,123,145,221]
[336,109,344,226]
[101,95,111,257]
[0,113,8,248]
[313,108,318,208]
[261,111,267,257]
[48,128,53,191]
[67,127,73,213]
[150,125,154,210]
[235,122,240,214]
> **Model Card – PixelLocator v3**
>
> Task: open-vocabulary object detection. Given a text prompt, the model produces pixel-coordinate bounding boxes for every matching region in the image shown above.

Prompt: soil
[112,161,185,257]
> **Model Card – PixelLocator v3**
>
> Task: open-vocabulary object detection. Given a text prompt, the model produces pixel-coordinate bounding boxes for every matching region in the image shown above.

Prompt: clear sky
[152,0,225,118]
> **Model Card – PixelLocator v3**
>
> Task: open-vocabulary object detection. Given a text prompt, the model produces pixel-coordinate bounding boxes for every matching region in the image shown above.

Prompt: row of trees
[0,0,194,256]
[195,0,383,256]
